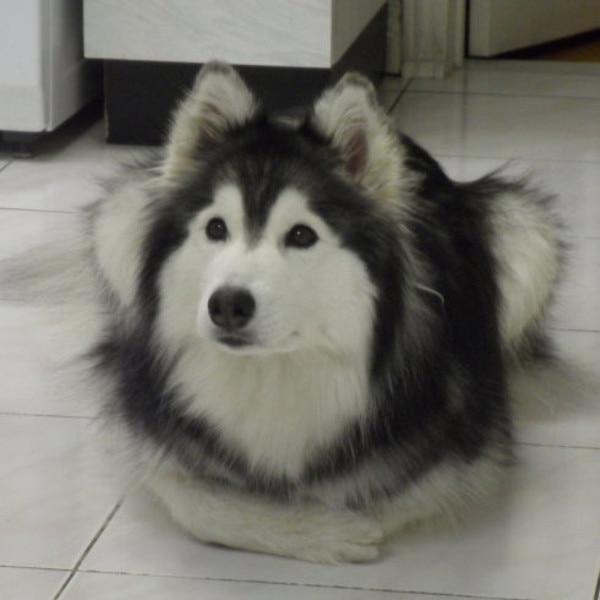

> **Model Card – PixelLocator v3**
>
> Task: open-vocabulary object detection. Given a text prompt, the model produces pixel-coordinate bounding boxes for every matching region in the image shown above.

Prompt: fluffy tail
[509,353,600,438]
[0,227,96,305]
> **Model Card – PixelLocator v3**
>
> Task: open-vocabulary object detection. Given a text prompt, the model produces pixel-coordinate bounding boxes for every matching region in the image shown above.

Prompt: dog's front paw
[286,511,384,564]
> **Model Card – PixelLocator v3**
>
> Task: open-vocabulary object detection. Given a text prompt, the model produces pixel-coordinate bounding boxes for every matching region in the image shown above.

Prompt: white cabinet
[82,0,388,144]
[0,0,99,135]
[83,0,386,69]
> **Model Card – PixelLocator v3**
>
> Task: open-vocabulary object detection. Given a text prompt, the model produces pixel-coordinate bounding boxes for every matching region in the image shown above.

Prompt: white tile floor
[1,60,600,600]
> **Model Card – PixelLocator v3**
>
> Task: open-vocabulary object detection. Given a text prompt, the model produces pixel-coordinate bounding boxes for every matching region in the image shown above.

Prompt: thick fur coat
[5,63,565,563]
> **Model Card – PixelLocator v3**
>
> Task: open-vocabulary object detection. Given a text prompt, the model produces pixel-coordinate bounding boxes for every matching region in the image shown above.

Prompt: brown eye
[285,224,318,249]
[206,218,228,241]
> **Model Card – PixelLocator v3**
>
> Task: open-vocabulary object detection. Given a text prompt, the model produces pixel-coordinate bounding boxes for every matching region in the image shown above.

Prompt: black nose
[208,287,256,331]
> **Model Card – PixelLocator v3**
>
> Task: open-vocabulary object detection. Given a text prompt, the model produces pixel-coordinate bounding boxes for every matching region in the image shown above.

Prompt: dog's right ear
[309,73,404,211]
[161,62,260,183]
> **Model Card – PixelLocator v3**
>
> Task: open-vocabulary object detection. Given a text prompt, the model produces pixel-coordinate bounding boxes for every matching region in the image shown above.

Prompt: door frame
[402,0,466,78]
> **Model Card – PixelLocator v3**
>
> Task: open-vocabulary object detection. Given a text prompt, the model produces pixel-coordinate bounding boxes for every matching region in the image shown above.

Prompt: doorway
[467,0,600,62]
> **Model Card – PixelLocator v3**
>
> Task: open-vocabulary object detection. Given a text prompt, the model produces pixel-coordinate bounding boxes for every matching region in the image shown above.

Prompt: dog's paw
[285,511,384,564]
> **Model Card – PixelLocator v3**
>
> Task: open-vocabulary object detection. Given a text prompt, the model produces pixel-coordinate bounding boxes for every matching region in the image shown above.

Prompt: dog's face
[191,184,376,355]
[95,63,408,360]
[159,154,377,357]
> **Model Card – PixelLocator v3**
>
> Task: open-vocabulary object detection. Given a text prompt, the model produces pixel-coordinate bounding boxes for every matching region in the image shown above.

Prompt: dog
[4,62,565,564]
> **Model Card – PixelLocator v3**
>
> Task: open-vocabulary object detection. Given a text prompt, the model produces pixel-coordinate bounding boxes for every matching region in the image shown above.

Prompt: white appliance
[0,0,99,139]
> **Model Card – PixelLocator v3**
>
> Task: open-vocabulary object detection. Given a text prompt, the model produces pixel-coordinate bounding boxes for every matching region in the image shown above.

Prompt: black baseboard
[103,5,387,145]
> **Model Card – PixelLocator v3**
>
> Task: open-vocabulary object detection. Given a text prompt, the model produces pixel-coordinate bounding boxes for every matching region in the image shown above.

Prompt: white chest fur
[170,344,370,479]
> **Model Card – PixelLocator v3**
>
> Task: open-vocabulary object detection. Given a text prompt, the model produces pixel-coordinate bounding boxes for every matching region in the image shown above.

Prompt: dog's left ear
[161,62,260,183]
[311,73,403,200]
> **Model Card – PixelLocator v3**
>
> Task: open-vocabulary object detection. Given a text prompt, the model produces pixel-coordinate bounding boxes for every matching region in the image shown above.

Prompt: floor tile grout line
[400,87,600,103]
[465,60,600,77]
[550,327,600,334]
[0,206,77,215]
[517,441,600,451]
[0,159,13,175]
[52,499,123,600]
[431,152,600,167]
[0,411,94,420]
[0,564,70,573]
[387,78,413,115]
[72,570,511,599]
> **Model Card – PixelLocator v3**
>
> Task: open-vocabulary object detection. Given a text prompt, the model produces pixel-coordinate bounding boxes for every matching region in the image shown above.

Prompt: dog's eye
[206,218,228,241]
[285,224,318,249]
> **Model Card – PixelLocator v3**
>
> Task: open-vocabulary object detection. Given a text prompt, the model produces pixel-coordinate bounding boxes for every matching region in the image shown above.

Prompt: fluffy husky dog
[81,63,563,563]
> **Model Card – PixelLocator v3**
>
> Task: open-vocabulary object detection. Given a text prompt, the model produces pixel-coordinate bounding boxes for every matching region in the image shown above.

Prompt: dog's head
[97,63,409,360]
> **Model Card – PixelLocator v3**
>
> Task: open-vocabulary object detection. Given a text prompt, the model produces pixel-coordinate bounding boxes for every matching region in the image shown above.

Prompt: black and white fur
[19,63,566,563]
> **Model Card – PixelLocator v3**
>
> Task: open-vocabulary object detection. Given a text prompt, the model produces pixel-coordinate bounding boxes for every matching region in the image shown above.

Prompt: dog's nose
[208,287,256,331]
